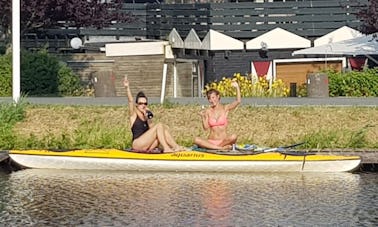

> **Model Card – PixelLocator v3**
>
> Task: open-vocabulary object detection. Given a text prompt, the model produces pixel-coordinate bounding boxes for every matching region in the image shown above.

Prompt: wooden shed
[60,41,195,98]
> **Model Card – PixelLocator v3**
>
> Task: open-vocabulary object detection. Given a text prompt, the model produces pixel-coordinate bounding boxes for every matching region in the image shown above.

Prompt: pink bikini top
[208,114,228,127]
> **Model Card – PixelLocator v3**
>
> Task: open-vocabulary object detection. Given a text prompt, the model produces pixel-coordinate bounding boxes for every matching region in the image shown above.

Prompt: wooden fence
[147,0,368,40]
[2,0,366,52]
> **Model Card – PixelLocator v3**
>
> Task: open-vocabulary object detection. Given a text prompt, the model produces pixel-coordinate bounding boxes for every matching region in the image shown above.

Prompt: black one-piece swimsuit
[131,117,149,141]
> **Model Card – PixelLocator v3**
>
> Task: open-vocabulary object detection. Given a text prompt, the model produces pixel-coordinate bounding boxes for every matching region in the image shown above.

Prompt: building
[6,0,369,97]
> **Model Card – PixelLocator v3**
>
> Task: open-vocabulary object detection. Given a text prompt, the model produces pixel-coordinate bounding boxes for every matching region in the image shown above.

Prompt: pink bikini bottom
[208,139,223,146]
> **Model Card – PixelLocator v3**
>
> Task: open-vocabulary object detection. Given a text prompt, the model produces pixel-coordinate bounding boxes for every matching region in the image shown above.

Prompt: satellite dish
[70,37,83,49]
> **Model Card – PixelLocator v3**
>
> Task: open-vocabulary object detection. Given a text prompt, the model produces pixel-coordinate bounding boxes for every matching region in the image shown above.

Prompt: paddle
[260,142,306,153]
[191,142,307,155]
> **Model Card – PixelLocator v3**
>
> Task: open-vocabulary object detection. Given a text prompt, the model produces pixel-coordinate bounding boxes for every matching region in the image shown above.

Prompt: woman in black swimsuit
[123,76,182,153]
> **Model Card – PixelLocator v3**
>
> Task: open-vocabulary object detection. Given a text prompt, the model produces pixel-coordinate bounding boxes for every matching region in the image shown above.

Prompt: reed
[0,101,26,148]
[2,104,378,150]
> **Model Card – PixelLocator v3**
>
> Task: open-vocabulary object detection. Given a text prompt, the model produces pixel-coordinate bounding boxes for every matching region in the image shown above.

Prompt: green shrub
[0,54,12,96]
[21,49,60,96]
[0,100,26,149]
[297,83,307,97]
[58,62,85,96]
[0,45,6,55]
[20,49,85,96]
[328,68,378,97]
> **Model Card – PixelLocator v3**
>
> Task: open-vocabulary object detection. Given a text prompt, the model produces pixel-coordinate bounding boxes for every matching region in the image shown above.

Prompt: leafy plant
[0,100,26,149]
[21,49,60,96]
[297,83,307,97]
[328,68,378,97]
[0,45,5,55]
[347,124,374,148]
[0,53,11,96]
[57,62,85,96]
[20,49,85,96]
[356,0,378,34]
[300,130,340,149]
[204,73,289,97]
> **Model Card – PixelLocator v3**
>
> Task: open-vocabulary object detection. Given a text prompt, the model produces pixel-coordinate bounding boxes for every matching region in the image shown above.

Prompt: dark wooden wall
[147,1,367,40]
[14,0,368,51]
[202,49,297,83]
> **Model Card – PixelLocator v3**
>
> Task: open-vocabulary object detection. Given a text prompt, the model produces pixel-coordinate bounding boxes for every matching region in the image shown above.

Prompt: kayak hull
[8,149,361,172]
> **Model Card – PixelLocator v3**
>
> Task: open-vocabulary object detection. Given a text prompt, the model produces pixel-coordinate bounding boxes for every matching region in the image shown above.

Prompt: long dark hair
[135,91,148,103]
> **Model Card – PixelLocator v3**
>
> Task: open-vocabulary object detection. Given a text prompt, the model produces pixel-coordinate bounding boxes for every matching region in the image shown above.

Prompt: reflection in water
[0,170,376,226]
[201,179,233,226]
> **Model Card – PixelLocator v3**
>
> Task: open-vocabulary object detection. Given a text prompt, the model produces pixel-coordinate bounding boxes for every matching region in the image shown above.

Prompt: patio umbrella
[292,33,378,56]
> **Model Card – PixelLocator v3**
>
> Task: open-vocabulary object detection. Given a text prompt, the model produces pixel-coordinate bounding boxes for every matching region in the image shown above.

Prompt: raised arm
[226,81,241,111]
[123,76,135,116]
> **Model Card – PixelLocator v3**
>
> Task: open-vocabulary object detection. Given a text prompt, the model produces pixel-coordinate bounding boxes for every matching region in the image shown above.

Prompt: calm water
[0,170,377,226]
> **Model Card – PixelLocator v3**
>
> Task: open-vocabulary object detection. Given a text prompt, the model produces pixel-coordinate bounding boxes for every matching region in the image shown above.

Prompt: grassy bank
[1,102,378,149]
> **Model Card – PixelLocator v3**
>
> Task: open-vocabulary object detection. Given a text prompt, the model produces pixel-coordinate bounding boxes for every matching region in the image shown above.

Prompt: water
[0,170,377,226]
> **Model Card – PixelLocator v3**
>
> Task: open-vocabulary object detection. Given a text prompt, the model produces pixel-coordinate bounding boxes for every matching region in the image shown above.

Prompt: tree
[0,0,131,50]
[356,0,378,34]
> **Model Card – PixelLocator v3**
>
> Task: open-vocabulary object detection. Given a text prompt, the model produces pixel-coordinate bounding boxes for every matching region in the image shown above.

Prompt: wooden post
[173,61,177,98]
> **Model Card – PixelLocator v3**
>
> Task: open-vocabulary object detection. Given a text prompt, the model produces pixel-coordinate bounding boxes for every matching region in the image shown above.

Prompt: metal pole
[12,0,21,103]
[160,63,168,104]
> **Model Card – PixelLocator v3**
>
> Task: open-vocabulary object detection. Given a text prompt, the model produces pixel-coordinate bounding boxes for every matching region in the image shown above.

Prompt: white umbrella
[292,33,378,56]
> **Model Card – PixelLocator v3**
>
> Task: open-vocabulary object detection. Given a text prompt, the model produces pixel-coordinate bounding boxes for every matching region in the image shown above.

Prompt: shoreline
[1,97,377,171]
[1,96,378,107]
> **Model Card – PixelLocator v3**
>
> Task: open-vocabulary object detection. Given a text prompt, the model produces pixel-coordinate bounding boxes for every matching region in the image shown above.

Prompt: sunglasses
[137,102,148,106]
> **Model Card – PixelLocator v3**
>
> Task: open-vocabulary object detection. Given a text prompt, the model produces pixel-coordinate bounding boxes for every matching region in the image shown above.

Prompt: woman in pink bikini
[194,81,241,150]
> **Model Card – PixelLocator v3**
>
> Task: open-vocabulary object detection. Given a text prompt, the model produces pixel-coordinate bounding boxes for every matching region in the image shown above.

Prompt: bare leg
[219,134,237,147]
[194,137,225,150]
[155,123,174,152]
[147,140,159,150]
[162,125,184,151]
[133,123,173,152]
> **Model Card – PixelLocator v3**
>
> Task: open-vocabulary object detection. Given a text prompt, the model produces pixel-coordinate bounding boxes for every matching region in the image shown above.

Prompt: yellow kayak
[7,149,361,172]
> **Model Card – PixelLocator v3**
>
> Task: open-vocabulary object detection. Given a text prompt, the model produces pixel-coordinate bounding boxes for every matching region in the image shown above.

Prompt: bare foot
[222,145,232,150]
[163,148,175,153]
[174,146,186,151]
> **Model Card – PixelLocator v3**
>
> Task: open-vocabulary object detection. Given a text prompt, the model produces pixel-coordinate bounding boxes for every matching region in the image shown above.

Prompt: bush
[0,100,26,149]
[204,73,289,97]
[20,49,85,96]
[21,49,60,96]
[328,68,378,97]
[58,62,85,96]
[0,45,6,55]
[0,54,12,96]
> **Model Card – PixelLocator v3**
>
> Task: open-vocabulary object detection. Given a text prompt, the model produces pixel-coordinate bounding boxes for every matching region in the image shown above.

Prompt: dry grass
[12,104,378,149]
